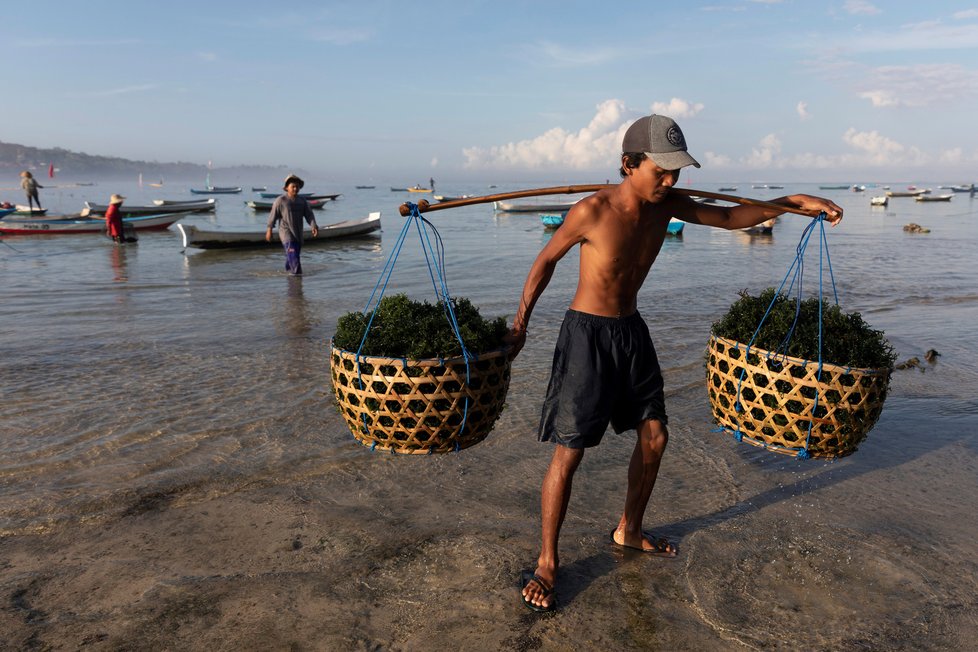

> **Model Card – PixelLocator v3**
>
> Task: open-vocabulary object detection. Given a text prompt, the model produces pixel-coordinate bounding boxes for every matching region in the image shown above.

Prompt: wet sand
[4,368,977,650]
[3,184,978,649]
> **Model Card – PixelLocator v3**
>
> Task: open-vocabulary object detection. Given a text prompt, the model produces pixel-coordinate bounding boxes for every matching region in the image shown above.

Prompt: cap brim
[648,151,701,170]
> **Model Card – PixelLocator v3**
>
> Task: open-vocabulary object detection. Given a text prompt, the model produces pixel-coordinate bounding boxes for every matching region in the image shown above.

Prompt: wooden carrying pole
[399,184,823,218]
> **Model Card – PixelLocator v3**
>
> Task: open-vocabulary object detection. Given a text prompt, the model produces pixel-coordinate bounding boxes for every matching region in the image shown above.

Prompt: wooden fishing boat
[493,199,580,213]
[718,186,738,191]
[407,186,431,193]
[434,194,473,202]
[176,211,381,249]
[257,191,340,200]
[390,187,408,192]
[152,198,217,208]
[886,190,926,197]
[0,212,187,235]
[949,184,975,193]
[190,186,242,194]
[355,185,376,189]
[743,218,776,235]
[870,196,888,206]
[819,185,850,190]
[0,207,16,219]
[14,206,48,216]
[85,198,216,216]
[251,186,267,192]
[540,213,565,228]
[246,198,329,210]
[915,194,953,202]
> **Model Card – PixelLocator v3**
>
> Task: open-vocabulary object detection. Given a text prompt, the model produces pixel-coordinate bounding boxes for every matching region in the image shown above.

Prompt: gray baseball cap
[622,114,701,170]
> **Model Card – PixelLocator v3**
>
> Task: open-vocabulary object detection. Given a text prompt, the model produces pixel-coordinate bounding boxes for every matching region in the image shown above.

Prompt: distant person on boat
[265,174,318,275]
[510,113,843,613]
[429,177,435,191]
[105,194,126,243]
[20,171,43,211]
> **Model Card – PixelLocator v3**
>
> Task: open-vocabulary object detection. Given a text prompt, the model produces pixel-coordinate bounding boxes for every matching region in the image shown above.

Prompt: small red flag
[48,163,54,178]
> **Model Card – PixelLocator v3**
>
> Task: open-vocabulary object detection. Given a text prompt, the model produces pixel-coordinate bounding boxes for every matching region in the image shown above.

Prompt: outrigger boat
[152,198,218,208]
[0,212,187,235]
[84,198,216,216]
[176,212,381,249]
[257,191,340,200]
[190,186,242,194]
[494,199,581,213]
[246,198,329,210]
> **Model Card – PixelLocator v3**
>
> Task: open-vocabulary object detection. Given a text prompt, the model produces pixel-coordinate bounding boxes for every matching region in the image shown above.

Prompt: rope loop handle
[352,201,473,442]
[733,212,839,457]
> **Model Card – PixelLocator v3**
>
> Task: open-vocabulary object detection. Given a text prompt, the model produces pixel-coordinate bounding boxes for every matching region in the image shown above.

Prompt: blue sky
[3,0,977,183]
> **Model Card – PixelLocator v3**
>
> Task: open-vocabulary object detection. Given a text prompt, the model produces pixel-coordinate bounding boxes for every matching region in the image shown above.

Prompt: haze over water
[2,179,977,648]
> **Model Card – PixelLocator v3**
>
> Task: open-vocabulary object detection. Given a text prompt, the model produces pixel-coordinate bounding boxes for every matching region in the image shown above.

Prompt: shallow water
[2,180,977,647]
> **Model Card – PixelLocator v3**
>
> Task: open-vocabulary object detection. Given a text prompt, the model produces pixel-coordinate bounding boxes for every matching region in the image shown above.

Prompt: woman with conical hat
[105,194,126,243]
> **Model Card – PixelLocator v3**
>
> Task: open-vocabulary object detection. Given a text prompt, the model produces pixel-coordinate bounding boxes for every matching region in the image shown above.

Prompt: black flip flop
[519,570,556,613]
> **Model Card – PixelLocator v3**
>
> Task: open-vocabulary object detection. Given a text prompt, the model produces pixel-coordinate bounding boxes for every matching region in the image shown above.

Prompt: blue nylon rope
[729,212,838,458]
[351,202,473,447]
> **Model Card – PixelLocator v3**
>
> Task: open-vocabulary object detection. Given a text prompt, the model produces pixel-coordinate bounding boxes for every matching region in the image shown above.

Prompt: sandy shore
[4,379,977,651]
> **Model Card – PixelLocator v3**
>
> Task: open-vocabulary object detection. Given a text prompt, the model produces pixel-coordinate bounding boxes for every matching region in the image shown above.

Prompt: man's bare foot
[610,527,678,557]
[520,567,556,612]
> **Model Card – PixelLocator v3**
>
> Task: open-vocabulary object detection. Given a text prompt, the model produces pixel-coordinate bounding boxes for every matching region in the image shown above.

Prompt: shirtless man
[511,114,843,612]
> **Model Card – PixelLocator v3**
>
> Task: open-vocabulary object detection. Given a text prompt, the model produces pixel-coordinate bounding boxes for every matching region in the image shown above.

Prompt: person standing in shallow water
[508,113,844,613]
[105,194,126,243]
[20,171,43,211]
[266,174,318,275]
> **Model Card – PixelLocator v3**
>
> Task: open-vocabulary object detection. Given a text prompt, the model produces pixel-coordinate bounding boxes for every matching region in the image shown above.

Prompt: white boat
[0,212,187,235]
[870,196,888,206]
[14,206,48,216]
[915,194,953,202]
[493,199,580,213]
[152,198,218,208]
[177,212,381,249]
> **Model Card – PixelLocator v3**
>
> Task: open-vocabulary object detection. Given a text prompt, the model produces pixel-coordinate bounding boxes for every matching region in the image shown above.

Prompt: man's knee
[639,419,668,453]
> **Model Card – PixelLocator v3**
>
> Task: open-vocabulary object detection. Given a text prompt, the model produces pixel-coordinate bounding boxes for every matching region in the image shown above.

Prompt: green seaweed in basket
[711,288,896,370]
[333,293,508,359]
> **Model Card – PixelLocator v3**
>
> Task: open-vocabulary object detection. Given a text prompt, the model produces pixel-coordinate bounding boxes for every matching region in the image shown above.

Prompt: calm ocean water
[2,178,977,644]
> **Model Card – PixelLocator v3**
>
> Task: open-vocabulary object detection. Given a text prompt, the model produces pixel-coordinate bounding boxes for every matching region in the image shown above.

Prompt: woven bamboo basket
[706,335,890,458]
[330,345,512,454]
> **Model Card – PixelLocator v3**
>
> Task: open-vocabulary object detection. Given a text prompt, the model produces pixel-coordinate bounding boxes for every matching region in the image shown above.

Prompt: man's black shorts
[538,309,667,448]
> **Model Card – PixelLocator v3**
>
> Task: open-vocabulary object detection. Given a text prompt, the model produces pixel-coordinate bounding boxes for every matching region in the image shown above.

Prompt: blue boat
[0,207,15,219]
[540,212,565,228]
[667,218,685,235]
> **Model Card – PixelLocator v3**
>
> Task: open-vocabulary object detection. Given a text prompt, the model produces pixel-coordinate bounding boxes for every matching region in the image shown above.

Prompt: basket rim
[330,341,513,367]
[709,334,890,376]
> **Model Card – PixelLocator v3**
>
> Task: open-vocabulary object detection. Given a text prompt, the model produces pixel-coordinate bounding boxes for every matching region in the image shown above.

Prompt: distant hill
[0,140,292,180]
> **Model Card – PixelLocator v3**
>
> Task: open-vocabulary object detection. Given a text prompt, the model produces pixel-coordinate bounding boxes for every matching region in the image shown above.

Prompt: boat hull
[86,199,216,216]
[0,213,186,235]
[177,212,381,249]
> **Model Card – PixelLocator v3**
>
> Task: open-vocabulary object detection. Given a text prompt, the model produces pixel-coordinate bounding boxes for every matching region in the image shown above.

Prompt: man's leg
[611,418,676,555]
[522,444,584,610]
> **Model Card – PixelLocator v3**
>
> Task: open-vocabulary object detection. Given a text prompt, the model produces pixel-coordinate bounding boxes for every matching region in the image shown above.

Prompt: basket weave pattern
[330,346,511,454]
[706,335,890,458]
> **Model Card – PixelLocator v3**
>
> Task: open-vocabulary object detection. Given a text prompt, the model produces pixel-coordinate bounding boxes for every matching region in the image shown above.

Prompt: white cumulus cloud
[464,99,703,170]
[797,101,811,120]
[651,98,704,119]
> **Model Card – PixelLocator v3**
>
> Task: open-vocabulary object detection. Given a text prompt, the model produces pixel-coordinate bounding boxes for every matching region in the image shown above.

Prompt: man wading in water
[508,114,843,612]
